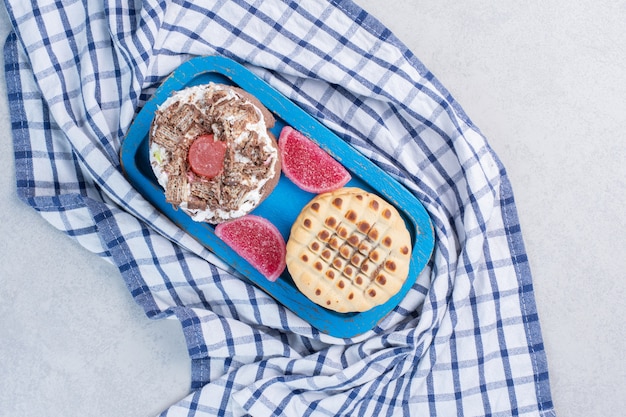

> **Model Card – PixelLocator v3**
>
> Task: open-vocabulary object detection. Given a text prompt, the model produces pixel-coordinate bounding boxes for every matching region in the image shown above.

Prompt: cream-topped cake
[149,83,280,224]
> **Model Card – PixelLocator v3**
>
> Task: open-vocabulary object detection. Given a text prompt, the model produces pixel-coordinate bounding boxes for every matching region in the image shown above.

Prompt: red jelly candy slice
[279,126,351,193]
[215,215,286,282]
[188,134,227,178]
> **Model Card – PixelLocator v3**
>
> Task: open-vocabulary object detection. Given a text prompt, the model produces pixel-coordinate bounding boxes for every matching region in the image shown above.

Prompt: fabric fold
[3,0,555,415]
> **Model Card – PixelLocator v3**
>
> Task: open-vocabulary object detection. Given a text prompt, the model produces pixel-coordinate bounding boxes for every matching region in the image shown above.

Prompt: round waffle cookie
[286,187,412,313]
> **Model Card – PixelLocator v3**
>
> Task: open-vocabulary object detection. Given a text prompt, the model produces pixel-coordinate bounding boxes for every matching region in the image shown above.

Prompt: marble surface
[1,1,624,416]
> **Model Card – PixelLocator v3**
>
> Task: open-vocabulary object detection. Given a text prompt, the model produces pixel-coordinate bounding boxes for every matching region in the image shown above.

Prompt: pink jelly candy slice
[188,134,227,179]
[215,215,286,281]
[279,126,351,193]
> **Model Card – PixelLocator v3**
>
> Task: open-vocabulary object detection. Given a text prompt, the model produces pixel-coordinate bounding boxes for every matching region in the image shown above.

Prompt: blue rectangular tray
[120,55,434,338]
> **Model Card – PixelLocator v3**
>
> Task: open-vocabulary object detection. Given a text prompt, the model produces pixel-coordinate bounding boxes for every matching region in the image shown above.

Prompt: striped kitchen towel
[3,0,555,415]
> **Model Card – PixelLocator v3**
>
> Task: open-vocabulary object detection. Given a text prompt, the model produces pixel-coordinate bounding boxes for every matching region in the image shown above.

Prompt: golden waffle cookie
[286,187,412,313]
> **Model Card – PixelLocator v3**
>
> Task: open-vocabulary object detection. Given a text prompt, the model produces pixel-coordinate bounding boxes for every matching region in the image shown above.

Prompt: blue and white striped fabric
[3,0,556,415]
